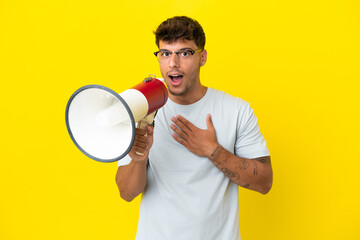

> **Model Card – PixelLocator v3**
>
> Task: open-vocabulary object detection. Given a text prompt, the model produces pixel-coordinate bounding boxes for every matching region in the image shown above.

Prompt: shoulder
[208,88,250,111]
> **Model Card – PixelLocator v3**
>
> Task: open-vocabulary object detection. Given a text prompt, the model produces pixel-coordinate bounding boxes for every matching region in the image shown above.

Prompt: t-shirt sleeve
[234,103,270,159]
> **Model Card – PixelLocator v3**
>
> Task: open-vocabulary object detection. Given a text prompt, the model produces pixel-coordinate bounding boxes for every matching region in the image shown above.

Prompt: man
[116,16,272,240]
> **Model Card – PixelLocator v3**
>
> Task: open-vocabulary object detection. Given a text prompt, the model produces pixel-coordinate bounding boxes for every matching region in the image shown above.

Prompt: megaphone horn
[65,76,168,163]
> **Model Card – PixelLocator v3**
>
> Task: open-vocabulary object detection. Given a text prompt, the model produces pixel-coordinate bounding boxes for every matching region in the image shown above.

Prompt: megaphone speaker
[65,76,168,163]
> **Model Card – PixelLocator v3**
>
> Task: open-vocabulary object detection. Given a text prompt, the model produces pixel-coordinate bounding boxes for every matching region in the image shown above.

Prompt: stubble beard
[168,75,197,97]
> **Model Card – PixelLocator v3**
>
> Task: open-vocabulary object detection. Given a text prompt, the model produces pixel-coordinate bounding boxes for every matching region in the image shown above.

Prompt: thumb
[145,125,154,150]
[206,114,215,130]
[146,125,154,137]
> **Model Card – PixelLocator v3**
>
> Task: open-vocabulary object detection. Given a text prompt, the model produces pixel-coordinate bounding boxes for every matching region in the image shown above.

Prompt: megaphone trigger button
[143,77,153,82]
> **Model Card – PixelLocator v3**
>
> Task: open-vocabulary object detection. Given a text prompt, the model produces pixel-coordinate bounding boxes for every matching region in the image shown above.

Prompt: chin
[169,87,189,97]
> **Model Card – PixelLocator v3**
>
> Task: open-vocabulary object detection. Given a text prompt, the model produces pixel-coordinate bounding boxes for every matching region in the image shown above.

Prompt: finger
[130,140,146,153]
[133,139,147,149]
[131,137,150,155]
[171,116,189,133]
[206,114,215,130]
[170,124,188,139]
[135,128,147,136]
[134,133,147,144]
[176,115,196,132]
[133,145,146,155]
[171,133,188,147]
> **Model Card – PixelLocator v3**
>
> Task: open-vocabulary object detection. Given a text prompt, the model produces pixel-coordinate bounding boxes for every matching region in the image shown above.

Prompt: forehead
[159,39,198,50]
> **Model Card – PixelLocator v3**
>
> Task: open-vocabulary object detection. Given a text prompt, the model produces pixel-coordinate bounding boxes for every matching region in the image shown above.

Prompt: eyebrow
[158,48,193,52]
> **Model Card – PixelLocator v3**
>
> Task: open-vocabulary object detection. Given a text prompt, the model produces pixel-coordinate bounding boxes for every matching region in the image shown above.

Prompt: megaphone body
[65,76,168,163]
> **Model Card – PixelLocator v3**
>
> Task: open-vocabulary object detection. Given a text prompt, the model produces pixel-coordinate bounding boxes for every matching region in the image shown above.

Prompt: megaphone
[65,76,168,163]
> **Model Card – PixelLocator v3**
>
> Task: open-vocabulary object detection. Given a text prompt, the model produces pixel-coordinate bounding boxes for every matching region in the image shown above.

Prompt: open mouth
[169,74,183,81]
[168,74,184,86]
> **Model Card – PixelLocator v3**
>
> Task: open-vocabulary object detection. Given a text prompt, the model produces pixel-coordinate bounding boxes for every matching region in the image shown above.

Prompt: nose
[168,52,180,68]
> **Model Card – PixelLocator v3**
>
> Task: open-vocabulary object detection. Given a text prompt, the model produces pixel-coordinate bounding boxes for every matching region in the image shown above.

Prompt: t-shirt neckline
[167,88,212,110]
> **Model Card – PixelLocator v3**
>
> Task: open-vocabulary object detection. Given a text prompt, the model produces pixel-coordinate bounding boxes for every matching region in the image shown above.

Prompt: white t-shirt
[118,88,269,240]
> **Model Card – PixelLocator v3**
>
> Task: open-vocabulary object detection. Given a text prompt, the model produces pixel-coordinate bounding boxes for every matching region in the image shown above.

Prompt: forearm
[116,126,153,202]
[209,145,273,194]
[115,160,148,202]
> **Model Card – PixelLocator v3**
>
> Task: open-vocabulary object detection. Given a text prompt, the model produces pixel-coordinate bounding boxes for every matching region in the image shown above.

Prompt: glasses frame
[154,48,203,59]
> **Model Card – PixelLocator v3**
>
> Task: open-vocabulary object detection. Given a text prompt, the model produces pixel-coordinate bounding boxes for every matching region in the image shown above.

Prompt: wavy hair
[154,16,206,49]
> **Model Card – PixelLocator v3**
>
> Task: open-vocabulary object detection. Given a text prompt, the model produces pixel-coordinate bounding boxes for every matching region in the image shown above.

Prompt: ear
[200,49,207,67]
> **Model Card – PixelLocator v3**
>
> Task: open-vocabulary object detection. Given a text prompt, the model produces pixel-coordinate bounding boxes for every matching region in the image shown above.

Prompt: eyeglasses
[154,48,203,62]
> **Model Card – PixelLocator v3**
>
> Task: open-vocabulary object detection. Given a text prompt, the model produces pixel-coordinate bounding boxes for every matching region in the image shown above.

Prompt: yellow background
[1,0,359,239]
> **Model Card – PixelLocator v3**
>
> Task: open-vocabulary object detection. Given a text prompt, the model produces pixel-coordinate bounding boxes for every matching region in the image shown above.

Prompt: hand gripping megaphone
[65,76,168,163]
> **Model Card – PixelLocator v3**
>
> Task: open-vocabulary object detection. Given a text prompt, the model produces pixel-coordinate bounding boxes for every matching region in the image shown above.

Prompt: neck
[169,85,207,105]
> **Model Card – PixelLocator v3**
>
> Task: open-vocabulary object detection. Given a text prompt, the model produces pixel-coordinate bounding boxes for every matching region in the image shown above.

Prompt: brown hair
[154,16,206,49]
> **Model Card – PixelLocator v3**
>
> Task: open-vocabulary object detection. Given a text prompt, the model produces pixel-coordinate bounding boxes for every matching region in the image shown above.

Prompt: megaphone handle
[135,112,156,156]
[138,111,156,129]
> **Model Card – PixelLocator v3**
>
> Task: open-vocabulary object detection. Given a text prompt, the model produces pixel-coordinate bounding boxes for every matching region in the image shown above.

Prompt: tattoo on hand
[221,168,240,181]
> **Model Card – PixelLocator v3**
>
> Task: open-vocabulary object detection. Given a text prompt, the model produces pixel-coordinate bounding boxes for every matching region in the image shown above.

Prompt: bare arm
[171,114,272,194]
[209,146,272,194]
[115,126,153,202]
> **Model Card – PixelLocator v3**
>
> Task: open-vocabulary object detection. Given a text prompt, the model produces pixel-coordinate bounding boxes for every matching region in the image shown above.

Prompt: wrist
[132,157,148,165]
[208,144,224,167]
[130,152,149,164]
[208,144,221,159]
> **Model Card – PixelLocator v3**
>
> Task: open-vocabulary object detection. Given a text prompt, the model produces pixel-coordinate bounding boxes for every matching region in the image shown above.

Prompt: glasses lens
[178,50,193,59]
[157,51,170,61]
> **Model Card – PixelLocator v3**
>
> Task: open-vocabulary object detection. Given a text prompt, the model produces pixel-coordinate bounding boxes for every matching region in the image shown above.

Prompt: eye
[180,50,191,57]
[161,51,171,57]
